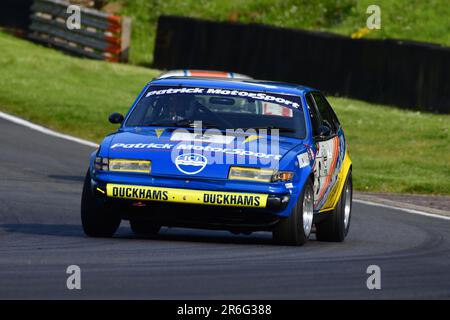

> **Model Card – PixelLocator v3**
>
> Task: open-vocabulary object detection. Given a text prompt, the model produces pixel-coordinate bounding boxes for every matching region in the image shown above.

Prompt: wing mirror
[108,112,124,124]
[316,125,331,141]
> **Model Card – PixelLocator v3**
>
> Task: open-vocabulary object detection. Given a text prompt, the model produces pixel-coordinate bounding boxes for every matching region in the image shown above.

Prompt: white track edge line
[2,111,449,221]
[0,111,99,148]
[354,199,450,221]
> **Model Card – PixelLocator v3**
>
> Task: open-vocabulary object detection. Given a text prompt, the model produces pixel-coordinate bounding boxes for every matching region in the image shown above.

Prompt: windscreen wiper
[148,119,222,129]
[241,125,296,133]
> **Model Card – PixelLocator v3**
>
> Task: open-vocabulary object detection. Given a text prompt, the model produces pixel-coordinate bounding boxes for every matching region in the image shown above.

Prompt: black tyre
[81,170,121,237]
[315,172,352,242]
[273,179,314,246]
[129,219,161,235]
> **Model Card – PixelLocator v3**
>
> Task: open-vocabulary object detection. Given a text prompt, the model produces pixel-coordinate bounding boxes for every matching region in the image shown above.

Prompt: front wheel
[81,170,121,237]
[272,179,314,246]
[315,172,352,242]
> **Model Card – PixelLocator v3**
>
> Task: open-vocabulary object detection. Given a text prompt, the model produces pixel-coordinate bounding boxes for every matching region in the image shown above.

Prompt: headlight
[109,159,151,173]
[228,167,293,183]
[94,157,151,173]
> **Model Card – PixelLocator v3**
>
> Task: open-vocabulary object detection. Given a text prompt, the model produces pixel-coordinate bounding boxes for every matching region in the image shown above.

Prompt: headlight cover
[228,167,293,183]
[95,157,151,173]
[109,159,151,173]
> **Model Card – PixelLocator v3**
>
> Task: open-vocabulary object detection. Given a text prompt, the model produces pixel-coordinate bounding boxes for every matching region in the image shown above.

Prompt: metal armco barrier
[154,16,450,114]
[29,0,131,62]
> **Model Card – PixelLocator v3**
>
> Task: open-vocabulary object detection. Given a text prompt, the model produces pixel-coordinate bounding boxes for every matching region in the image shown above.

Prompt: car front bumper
[92,179,290,212]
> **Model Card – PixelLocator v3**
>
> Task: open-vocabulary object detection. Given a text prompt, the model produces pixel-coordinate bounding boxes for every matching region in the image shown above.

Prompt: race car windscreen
[125,86,306,138]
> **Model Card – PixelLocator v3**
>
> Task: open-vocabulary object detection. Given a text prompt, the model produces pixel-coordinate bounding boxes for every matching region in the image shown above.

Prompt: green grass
[108,0,450,65]
[0,32,159,141]
[0,31,449,194]
[329,98,450,194]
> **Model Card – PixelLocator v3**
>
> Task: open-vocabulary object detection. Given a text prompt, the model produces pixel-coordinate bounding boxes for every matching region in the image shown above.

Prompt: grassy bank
[0,32,159,141]
[106,0,450,65]
[329,98,450,194]
[1,32,449,194]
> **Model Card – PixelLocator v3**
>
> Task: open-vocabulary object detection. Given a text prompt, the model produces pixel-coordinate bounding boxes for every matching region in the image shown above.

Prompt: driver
[158,94,198,122]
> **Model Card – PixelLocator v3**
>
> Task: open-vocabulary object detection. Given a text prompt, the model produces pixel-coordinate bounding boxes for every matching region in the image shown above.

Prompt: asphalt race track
[0,117,449,299]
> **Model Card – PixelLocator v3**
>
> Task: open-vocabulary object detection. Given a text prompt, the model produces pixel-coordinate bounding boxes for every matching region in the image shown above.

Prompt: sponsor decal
[106,184,268,208]
[110,142,281,160]
[146,87,204,97]
[175,144,281,160]
[314,136,341,210]
[297,152,310,168]
[175,153,208,175]
[145,87,300,109]
[204,88,300,109]
[262,102,293,117]
[110,185,169,201]
[203,193,261,206]
[154,128,165,138]
[110,143,172,149]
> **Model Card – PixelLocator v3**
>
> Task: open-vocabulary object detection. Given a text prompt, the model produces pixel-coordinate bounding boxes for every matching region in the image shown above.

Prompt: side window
[312,93,339,133]
[306,93,321,136]
[323,96,341,129]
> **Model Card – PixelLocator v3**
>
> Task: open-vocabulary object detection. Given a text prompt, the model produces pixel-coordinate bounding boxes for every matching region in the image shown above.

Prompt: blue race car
[81,76,353,245]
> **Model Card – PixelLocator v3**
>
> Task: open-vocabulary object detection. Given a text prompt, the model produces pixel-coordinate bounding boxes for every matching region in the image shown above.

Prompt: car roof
[156,69,253,80]
[148,77,316,96]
